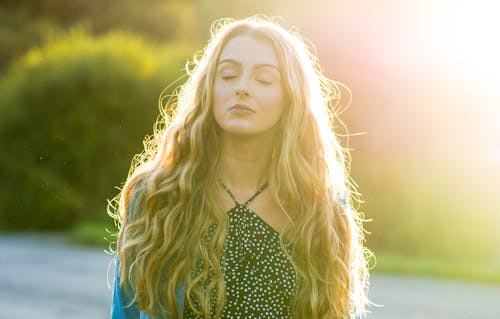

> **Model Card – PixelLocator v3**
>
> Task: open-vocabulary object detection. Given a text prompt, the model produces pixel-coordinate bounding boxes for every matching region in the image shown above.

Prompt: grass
[372,252,500,285]
[67,220,117,249]
[67,221,500,285]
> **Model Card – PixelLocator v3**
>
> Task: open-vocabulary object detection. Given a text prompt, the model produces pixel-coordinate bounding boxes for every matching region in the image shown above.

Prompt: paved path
[369,274,500,318]
[1,234,499,318]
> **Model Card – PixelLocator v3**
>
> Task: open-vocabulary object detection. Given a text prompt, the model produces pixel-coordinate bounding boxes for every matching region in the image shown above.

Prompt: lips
[230,104,255,113]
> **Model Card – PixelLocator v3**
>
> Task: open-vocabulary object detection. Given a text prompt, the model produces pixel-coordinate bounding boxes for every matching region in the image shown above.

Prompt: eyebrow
[217,58,280,72]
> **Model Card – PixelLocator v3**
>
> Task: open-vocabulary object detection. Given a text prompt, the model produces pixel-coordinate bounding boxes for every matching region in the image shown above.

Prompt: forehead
[218,34,279,68]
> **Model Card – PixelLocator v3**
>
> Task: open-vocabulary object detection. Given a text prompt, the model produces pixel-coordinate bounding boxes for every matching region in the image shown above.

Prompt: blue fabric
[111,256,140,318]
[110,255,187,319]
[110,184,186,318]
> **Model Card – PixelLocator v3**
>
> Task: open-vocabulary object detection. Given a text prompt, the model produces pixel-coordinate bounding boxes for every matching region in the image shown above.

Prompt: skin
[212,35,285,137]
[212,34,288,233]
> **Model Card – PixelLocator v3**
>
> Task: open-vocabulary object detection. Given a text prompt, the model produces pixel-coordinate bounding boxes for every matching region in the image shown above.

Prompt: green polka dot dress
[184,181,297,318]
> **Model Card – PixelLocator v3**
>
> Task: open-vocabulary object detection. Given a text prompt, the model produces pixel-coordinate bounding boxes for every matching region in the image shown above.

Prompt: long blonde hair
[112,15,370,319]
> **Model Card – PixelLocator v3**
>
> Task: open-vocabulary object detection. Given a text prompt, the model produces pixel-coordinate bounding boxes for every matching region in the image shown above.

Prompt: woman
[110,16,370,319]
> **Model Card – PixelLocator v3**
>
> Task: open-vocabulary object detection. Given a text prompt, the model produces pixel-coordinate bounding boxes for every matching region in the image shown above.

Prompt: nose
[236,87,249,97]
[235,74,250,97]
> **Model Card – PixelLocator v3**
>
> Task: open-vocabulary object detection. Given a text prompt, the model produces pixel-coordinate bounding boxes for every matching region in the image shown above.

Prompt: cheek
[212,83,226,124]
[212,83,225,116]
[264,88,286,115]
[212,83,222,106]
[212,80,232,102]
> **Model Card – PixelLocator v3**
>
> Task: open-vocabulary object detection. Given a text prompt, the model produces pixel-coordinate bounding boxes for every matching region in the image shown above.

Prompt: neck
[220,132,275,192]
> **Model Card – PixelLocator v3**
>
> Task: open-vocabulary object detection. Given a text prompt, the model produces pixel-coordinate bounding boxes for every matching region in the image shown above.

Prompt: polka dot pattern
[184,203,297,318]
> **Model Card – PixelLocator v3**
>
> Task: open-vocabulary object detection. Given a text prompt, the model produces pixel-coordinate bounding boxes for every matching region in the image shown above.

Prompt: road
[1,234,499,318]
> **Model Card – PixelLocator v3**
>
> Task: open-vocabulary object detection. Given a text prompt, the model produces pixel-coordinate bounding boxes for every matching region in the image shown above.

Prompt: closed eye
[257,79,272,85]
[222,75,237,80]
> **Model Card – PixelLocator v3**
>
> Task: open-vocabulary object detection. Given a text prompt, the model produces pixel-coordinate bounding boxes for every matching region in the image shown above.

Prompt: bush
[0,29,190,230]
[0,1,197,70]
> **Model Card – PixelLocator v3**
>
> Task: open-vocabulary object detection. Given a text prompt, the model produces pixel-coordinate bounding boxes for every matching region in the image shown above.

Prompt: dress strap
[219,180,269,207]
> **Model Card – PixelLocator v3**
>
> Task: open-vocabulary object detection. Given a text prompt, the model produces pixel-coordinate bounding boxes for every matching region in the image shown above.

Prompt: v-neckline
[220,180,293,243]
[225,204,292,245]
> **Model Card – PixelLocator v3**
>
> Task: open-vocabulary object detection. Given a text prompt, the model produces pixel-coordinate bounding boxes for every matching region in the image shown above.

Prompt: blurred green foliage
[0,0,196,71]
[0,29,190,230]
[354,157,500,265]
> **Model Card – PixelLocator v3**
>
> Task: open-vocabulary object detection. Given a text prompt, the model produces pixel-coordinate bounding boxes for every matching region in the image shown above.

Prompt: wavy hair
[112,15,370,319]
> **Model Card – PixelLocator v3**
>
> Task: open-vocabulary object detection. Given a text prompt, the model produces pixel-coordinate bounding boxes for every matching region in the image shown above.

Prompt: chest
[186,204,297,318]
[224,205,296,315]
